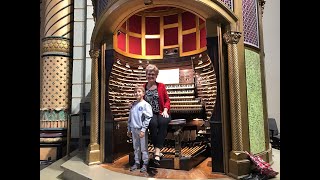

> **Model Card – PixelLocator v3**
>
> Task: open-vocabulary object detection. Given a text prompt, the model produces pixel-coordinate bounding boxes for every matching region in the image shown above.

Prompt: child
[127,86,153,173]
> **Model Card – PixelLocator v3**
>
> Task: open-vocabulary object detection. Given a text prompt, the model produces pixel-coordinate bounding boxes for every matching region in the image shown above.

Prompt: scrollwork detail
[89,49,100,59]
[223,31,242,44]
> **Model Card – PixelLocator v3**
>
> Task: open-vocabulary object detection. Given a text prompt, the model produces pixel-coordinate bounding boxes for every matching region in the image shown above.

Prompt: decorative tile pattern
[242,0,259,48]
[40,56,71,110]
[219,0,233,10]
[245,49,265,154]
[40,110,68,128]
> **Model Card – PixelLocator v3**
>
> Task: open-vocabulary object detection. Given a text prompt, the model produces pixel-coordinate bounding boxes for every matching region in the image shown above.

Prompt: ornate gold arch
[90,0,238,50]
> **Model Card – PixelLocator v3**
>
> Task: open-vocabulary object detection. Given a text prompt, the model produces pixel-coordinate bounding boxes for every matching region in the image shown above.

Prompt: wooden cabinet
[113,121,133,160]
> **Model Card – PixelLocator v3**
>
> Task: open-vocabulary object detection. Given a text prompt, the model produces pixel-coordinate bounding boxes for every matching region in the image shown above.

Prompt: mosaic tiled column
[40,0,72,132]
[86,49,101,165]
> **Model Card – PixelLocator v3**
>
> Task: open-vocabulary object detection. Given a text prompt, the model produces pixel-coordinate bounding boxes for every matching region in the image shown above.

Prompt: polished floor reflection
[101,156,231,179]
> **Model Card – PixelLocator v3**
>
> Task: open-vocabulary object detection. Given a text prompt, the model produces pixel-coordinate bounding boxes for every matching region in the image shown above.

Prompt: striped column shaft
[40,0,73,129]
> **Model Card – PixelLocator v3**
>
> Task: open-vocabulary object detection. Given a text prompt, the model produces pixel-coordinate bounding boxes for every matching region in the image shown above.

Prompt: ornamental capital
[89,49,100,59]
[223,31,242,44]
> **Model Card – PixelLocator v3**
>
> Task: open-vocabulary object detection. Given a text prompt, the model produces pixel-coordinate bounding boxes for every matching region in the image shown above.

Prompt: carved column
[86,49,101,165]
[40,0,73,156]
[223,31,250,178]
[223,31,243,151]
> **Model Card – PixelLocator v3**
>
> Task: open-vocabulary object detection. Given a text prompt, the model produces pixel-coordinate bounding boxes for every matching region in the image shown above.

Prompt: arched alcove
[89,0,244,177]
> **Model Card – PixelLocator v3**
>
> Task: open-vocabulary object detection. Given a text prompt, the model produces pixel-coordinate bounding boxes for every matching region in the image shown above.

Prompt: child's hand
[127,131,132,138]
[129,102,134,109]
[139,131,145,138]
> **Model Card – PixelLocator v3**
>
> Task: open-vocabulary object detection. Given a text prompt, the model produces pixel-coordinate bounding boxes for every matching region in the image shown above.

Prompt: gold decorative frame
[113,9,207,59]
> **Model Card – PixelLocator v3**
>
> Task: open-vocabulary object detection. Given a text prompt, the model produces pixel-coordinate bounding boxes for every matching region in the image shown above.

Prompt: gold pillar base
[228,147,274,179]
[86,143,101,165]
[228,151,251,179]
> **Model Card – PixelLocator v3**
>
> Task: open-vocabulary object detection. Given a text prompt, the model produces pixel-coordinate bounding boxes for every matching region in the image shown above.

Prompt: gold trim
[163,23,178,29]
[182,28,197,35]
[256,1,271,150]
[217,24,229,174]
[178,13,183,56]
[42,37,70,54]
[145,34,160,39]
[180,47,207,57]
[128,32,142,38]
[100,43,106,162]
[114,49,163,59]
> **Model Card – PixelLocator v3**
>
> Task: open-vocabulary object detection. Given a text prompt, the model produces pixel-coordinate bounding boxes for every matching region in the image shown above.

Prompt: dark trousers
[148,113,171,149]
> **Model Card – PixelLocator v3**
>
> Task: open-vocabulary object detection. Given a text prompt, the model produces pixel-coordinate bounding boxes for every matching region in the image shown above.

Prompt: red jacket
[144,82,170,114]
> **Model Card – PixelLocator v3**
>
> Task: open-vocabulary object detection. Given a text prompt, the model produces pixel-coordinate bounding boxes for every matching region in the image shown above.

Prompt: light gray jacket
[127,100,153,133]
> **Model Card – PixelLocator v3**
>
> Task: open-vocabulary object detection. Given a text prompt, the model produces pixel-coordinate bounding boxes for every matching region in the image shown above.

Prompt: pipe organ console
[107,52,217,170]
